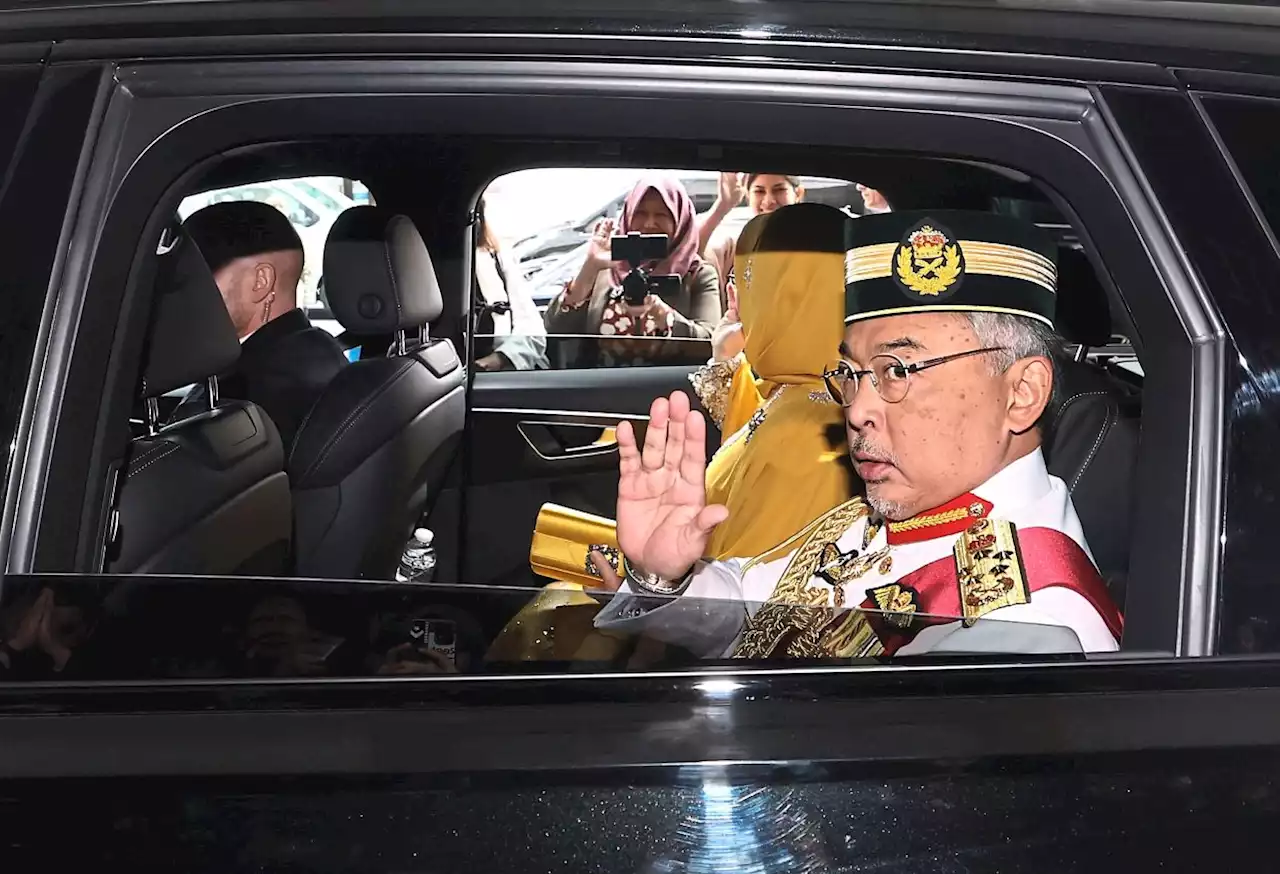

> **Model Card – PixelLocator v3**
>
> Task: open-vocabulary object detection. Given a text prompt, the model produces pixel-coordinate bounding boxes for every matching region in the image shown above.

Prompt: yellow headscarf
[704,203,858,561]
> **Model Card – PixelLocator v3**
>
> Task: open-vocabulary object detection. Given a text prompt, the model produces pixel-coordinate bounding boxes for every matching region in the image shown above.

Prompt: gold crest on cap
[893,223,964,297]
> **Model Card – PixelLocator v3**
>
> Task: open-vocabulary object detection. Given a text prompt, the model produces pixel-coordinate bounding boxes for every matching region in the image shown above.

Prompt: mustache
[848,433,898,466]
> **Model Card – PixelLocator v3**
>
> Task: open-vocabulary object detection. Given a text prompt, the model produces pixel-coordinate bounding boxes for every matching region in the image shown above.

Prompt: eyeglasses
[823,347,1005,406]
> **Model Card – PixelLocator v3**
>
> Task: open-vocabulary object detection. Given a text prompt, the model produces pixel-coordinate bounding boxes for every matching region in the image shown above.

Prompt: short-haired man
[590,210,1122,657]
[175,200,349,446]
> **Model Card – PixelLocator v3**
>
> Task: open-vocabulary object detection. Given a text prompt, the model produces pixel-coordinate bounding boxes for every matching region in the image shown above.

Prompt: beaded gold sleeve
[688,353,744,429]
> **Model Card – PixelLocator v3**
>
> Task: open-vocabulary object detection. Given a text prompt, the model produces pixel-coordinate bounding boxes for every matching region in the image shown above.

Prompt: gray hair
[964,312,1063,427]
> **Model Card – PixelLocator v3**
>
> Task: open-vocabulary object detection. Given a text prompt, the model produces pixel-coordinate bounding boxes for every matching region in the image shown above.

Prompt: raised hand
[612,391,729,581]
[584,217,617,272]
[717,171,747,210]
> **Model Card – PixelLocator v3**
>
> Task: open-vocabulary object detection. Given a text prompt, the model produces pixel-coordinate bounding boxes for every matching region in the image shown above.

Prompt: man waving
[591,210,1122,658]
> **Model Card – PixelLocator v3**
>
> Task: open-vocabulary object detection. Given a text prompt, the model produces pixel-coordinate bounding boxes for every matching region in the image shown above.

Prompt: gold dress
[486,203,856,664]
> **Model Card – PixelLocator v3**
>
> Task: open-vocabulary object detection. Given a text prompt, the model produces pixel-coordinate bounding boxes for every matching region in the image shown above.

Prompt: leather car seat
[1043,247,1141,599]
[106,226,292,575]
[289,206,465,580]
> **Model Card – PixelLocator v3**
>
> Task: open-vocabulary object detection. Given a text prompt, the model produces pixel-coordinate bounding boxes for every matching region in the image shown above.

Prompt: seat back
[107,227,292,576]
[289,207,465,580]
[1043,247,1141,597]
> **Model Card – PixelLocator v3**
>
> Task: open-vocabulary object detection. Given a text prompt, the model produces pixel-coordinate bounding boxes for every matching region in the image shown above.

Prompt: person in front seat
[590,210,1124,658]
[173,200,349,446]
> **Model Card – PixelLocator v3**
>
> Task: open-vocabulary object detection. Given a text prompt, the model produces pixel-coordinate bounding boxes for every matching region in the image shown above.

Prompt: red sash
[861,527,1123,654]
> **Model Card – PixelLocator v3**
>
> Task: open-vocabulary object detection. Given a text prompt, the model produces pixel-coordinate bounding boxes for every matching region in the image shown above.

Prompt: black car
[1,0,1280,869]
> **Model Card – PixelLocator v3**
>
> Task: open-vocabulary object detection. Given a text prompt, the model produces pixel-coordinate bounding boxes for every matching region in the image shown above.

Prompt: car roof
[2,0,1280,71]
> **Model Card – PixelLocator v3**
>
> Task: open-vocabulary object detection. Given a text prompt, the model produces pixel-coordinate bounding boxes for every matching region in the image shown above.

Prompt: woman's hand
[563,218,616,309]
[584,218,616,274]
[716,172,747,211]
[711,284,743,361]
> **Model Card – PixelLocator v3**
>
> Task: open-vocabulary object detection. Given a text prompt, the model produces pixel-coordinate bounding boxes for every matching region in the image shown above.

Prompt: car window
[1200,95,1280,250]
[25,65,1190,686]
[177,176,362,334]
[478,168,868,372]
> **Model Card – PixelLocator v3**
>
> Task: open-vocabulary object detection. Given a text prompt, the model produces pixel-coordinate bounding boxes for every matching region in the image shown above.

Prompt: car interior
[91,135,1145,671]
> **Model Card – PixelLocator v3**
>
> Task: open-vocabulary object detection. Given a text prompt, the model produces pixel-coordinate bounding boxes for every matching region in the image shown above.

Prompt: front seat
[289,206,465,580]
[1043,247,1141,597]
[107,226,292,575]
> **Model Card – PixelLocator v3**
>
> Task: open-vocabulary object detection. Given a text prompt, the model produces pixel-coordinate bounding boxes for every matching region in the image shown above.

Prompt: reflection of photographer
[368,606,485,676]
[545,176,721,368]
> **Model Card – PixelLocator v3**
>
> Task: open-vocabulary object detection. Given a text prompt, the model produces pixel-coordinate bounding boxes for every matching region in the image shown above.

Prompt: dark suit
[171,308,349,448]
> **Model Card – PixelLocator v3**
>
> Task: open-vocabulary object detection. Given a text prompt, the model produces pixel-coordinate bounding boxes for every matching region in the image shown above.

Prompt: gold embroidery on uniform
[821,610,885,658]
[731,498,870,659]
[886,501,984,535]
[867,582,920,630]
[955,518,1030,627]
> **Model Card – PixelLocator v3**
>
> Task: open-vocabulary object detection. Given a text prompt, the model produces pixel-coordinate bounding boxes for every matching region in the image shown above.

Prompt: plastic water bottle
[396,528,437,583]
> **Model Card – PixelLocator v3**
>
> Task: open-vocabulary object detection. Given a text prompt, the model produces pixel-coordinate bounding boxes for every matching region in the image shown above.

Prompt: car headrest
[323,206,443,334]
[140,226,240,399]
[1054,247,1112,348]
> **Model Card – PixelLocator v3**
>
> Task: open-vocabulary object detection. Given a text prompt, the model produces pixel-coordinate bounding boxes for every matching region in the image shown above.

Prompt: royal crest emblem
[893,221,964,297]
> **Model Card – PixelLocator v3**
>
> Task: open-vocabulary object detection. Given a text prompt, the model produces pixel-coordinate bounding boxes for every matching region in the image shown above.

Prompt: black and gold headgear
[844,210,1058,328]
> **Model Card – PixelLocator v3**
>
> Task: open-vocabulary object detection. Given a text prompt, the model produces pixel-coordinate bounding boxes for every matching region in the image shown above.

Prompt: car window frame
[12,55,1213,661]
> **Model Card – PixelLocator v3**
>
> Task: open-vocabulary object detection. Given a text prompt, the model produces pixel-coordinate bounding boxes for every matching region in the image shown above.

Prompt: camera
[611,232,682,307]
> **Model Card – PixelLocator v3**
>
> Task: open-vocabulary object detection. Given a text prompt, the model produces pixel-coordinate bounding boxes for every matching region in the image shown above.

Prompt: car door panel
[460,365,720,586]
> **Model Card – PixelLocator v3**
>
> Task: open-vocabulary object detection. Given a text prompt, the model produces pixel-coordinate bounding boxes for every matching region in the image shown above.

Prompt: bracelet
[623,557,694,597]
[558,282,591,313]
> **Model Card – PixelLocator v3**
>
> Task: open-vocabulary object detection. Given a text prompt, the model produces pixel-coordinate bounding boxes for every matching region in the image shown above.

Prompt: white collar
[970,447,1052,518]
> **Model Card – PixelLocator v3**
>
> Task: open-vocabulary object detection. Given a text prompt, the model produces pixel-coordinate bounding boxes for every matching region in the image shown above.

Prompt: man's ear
[251,261,277,301]
[1005,356,1053,435]
[795,186,806,202]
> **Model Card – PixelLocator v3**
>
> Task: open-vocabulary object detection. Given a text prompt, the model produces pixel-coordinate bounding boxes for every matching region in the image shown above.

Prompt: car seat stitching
[383,228,403,328]
[302,359,416,482]
[289,402,321,465]
[1051,390,1108,433]
[1071,401,1115,492]
[130,443,181,477]
[126,444,170,472]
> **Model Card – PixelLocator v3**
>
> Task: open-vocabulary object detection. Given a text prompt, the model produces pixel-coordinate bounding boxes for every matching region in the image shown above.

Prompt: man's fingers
[680,408,709,487]
[695,504,730,534]
[641,396,670,471]
[663,391,692,471]
[617,419,641,475]
[589,551,623,593]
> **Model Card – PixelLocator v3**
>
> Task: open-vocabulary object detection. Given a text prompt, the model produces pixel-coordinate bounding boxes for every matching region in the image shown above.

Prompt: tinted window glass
[1202,95,1280,247]
[0,66,94,505]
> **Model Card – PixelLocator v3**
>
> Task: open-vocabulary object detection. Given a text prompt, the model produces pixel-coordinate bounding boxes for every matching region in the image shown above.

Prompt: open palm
[614,391,729,580]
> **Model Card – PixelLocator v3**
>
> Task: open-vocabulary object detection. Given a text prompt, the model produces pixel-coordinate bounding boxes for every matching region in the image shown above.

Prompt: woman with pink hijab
[545,175,721,367]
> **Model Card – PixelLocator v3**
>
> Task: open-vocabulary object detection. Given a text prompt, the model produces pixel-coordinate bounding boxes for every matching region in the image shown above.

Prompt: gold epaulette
[954,517,1030,627]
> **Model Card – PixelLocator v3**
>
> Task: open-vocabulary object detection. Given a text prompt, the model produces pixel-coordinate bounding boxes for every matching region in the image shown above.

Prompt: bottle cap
[414,528,434,546]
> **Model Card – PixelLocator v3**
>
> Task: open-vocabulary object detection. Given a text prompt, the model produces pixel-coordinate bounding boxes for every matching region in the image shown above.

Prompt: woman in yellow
[486,202,857,664]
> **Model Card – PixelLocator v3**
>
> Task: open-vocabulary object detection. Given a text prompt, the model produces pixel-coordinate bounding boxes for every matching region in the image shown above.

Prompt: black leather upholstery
[1042,246,1141,595]
[140,232,240,399]
[322,206,444,333]
[290,209,464,580]
[107,227,292,576]
[1044,358,1140,585]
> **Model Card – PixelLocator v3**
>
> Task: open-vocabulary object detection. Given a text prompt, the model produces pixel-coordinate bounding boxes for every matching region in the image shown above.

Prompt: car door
[460,362,713,587]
